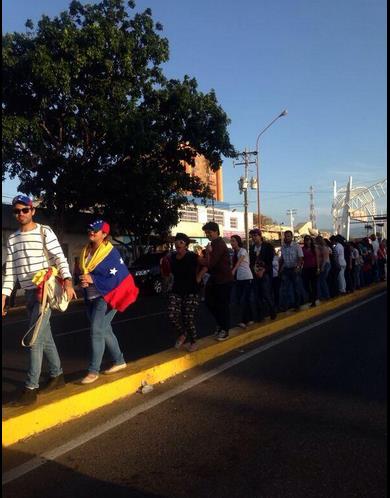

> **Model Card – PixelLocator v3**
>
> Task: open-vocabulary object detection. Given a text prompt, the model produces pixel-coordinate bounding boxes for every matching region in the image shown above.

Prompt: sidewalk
[2,282,387,447]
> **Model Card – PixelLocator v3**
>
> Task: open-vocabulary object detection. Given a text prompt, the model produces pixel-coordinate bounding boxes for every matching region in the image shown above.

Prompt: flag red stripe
[103,274,139,312]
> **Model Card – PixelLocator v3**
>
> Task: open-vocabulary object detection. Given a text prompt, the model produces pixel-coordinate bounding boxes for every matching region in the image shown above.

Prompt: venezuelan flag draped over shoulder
[81,242,138,312]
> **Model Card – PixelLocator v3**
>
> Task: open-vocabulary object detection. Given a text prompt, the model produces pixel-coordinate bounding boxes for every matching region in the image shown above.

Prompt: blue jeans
[25,289,63,389]
[86,297,124,374]
[280,268,301,309]
[234,279,253,324]
[253,273,276,320]
[318,262,331,299]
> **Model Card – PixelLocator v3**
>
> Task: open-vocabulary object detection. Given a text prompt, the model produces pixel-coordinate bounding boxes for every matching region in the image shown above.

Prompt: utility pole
[309,186,317,229]
[286,208,297,233]
[234,148,257,251]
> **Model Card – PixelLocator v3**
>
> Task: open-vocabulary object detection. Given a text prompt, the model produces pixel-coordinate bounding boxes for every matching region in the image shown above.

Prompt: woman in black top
[167,233,207,352]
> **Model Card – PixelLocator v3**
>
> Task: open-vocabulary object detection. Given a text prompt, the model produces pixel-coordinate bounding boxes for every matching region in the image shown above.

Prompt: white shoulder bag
[40,225,70,312]
[22,226,69,347]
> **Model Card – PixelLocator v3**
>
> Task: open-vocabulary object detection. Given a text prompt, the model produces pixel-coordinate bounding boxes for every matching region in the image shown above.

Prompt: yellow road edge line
[2,283,386,447]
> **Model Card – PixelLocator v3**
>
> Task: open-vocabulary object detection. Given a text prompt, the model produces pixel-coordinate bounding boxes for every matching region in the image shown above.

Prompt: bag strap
[22,280,50,347]
[40,225,51,266]
[22,226,52,347]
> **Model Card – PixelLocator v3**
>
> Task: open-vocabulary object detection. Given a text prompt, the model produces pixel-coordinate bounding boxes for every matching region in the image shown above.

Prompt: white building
[174,203,254,246]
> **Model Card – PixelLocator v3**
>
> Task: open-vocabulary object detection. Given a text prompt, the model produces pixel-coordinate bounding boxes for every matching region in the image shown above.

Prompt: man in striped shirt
[2,195,77,405]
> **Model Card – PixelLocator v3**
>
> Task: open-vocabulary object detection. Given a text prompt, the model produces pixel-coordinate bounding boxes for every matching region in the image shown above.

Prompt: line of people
[163,224,387,353]
[2,194,387,406]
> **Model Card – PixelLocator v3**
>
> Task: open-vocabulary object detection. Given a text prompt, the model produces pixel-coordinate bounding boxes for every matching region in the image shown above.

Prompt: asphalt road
[2,293,242,402]
[3,292,387,498]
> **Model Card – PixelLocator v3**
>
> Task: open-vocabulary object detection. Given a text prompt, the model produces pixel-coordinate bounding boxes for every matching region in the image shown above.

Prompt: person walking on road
[199,222,233,341]
[249,229,277,321]
[167,233,206,352]
[302,235,320,307]
[278,230,304,311]
[1,195,77,406]
[230,235,254,329]
[79,220,138,384]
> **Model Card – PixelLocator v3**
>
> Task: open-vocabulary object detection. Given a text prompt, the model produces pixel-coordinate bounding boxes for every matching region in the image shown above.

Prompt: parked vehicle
[129,252,167,295]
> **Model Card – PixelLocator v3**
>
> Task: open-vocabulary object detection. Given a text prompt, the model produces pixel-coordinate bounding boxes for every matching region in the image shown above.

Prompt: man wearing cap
[200,222,233,341]
[2,195,77,405]
[249,229,277,321]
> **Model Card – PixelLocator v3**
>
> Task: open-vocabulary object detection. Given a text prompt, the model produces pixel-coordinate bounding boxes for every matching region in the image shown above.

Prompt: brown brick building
[184,153,224,201]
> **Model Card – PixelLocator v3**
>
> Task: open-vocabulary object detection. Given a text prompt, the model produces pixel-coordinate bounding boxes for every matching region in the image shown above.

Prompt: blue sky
[2,0,387,230]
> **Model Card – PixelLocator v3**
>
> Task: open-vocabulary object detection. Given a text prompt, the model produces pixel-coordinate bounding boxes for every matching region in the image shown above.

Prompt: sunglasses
[13,207,32,215]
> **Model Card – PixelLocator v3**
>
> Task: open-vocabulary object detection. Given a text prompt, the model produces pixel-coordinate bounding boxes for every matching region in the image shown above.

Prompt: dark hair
[202,221,220,234]
[304,235,315,252]
[324,238,332,248]
[231,235,243,247]
[249,228,262,236]
[284,230,293,236]
[174,232,190,246]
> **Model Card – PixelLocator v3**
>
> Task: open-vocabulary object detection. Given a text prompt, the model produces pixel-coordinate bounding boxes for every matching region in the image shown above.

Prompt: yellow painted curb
[2,282,386,447]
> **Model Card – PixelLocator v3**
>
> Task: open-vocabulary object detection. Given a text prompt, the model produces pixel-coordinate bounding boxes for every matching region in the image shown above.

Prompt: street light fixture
[255,109,288,229]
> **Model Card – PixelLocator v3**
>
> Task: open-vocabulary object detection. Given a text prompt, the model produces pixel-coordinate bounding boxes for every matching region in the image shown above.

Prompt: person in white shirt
[2,195,77,406]
[370,234,380,282]
[333,235,347,294]
[231,235,254,328]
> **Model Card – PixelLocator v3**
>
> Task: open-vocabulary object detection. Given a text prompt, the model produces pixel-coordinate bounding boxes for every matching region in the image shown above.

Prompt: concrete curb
[2,282,387,447]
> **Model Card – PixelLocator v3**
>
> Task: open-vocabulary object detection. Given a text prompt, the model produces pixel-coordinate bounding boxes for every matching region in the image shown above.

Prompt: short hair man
[200,222,233,341]
[279,230,304,310]
[2,195,77,405]
[249,228,277,321]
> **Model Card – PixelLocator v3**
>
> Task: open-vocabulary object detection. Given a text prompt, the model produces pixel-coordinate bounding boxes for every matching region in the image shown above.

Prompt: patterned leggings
[168,293,200,343]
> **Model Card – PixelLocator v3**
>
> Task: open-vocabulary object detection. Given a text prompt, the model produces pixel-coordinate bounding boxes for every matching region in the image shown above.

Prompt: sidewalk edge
[2,283,386,447]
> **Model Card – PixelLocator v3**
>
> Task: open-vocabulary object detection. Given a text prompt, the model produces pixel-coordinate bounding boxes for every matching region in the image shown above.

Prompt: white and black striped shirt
[2,223,72,296]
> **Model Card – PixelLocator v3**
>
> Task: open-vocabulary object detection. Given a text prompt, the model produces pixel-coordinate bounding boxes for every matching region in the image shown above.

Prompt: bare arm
[232,255,245,276]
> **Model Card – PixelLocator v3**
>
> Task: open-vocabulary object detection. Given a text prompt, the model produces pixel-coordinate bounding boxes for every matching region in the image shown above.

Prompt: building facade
[175,203,253,246]
[183,153,224,202]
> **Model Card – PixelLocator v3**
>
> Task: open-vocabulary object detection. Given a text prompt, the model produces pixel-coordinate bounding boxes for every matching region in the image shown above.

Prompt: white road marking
[2,291,386,486]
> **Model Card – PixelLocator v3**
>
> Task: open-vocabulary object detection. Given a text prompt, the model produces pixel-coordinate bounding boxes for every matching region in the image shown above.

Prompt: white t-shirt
[371,239,379,257]
[335,242,346,266]
[235,248,253,281]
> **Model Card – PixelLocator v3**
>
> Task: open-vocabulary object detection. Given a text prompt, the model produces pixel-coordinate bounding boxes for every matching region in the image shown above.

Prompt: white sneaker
[103,363,127,374]
[247,321,255,326]
[81,373,99,384]
[238,322,247,329]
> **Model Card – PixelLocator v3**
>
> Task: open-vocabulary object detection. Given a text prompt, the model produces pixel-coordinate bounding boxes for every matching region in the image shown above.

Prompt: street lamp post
[255,109,288,229]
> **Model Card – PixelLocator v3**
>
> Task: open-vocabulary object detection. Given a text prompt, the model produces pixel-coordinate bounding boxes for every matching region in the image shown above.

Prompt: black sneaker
[10,388,37,407]
[39,374,66,394]
[217,330,229,341]
[213,326,222,338]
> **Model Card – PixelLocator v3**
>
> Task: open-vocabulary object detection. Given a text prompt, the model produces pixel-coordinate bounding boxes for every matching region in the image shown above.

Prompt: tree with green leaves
[2,0,236,243]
